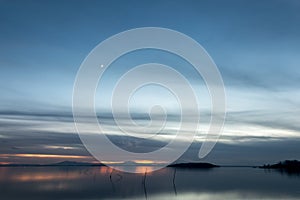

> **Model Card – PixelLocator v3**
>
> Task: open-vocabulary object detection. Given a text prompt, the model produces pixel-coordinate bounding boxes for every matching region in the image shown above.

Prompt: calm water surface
[0,166,300,200]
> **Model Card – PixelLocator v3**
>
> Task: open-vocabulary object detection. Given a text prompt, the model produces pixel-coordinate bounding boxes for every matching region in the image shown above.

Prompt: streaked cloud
[0,110,299,164]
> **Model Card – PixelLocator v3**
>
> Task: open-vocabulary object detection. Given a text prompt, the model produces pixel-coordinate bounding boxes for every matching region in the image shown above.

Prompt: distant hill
[260,160,300,171]
[168,162,219,168]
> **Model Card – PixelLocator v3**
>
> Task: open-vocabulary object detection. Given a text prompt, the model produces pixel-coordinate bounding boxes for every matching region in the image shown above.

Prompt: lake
[0,166,300,199]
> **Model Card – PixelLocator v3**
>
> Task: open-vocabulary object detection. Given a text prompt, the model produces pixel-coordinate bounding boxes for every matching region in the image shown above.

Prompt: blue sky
[0,0,300,165]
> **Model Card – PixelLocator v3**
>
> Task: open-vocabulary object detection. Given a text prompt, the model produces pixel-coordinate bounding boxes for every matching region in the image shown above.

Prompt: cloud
[224,110,300,133]
[219,62,300,91]
[0,109,299,164]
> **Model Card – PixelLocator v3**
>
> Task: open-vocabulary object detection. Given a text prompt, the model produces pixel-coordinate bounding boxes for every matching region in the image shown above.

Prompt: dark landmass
[260,160,300,170]
[168,162,219,168]
[260,160,300,175]
[0,161,104,167]
[51,161,104,166]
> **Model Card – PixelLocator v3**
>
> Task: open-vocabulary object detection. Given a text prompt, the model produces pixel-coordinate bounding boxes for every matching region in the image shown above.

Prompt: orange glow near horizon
[99,166,113,174]
[0,153,90,159]
[0,154,167,165]
[0,162,11,165]
[101,160,167,165]
[135,166,154,173]
[133,160,167,164]
[13,172,81,182]
[101,161,123,164]
[133,160,155,164]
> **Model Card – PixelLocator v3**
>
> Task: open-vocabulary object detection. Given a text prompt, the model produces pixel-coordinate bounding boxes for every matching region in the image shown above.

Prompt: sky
[0,0,300,165]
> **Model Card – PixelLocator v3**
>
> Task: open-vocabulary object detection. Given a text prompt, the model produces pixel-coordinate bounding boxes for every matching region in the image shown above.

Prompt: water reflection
[262,168,300,178]
[0,166,300,199]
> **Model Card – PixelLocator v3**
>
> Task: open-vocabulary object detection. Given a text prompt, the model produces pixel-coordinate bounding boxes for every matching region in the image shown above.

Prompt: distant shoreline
[0,160,299,170]
[0,161,254,168]
[259,160,300,171]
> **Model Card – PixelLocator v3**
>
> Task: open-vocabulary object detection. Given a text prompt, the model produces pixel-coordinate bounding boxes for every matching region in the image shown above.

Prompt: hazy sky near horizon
[0,0,300,165]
